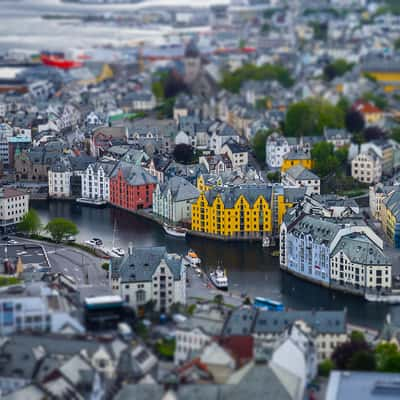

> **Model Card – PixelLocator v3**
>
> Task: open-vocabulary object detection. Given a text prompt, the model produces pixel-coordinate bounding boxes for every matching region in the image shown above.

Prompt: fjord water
[32,200,393,330]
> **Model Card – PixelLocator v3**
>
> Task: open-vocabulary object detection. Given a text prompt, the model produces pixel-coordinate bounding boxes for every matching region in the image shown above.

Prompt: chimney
[128,242,134,256]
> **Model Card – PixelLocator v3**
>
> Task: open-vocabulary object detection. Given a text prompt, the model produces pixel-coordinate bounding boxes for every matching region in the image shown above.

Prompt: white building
[330,233,392,294]
[174,305,225,365]
[221,138,249,170]
[48,165,73,199]
[351,151,382,184]
[323,128,351,150]
[281,165,320,195]
[0,285,84,335]
[280,209,389,295]
[81,161,115,202]
[152,176,199,223]
[369,184,399,220]
[130,91,156,111]
[208,121,240,154]
[0,188,29,233]
[226,306,348,364]
[110,246,186,313]
[265,132,290,169]
[0,123,13,166]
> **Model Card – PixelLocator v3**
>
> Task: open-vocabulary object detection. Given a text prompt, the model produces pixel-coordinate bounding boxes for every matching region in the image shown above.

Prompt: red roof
[352,99,382,114]
[218,336,253,366]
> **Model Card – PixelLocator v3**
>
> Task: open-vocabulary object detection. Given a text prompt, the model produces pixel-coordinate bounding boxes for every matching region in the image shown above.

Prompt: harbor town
[1,0,400,399]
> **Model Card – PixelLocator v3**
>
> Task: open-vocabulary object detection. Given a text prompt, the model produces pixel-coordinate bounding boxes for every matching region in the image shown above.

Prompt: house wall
[110,169,156,211]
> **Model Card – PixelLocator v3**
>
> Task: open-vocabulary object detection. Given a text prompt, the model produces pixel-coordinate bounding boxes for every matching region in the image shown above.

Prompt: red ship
[40,51,83,70]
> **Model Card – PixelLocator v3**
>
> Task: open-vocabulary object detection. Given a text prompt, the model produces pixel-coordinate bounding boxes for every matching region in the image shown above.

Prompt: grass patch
[0,276,22,286]
[155,338,176,359]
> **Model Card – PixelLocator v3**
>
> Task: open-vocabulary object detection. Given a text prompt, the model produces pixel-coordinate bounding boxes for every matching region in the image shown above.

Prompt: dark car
[1,236,9,241]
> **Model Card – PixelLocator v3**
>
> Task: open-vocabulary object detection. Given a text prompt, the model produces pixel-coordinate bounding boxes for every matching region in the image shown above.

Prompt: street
[1,236,108,288]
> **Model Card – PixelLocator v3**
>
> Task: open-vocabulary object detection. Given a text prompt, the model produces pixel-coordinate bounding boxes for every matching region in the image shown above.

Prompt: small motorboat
[163,224,187,238]
[209,266,228,291]
[186,250,201,266]
[111,247,125,257]
[85,238,103,247]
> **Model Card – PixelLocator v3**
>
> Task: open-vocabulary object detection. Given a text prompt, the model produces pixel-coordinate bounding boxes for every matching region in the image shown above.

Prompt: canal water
[32,200,395,330]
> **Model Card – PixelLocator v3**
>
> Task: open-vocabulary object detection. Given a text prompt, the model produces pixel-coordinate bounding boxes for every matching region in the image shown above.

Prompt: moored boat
[163,224,187,238]
[186,250,201,266]
[209,266,228,291]
[76,198,108,207]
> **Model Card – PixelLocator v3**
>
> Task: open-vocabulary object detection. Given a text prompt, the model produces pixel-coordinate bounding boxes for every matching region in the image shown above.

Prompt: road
[1,236,108,288]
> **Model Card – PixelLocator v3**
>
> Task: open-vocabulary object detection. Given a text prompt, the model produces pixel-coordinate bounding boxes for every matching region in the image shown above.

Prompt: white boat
[110,221,125,258]
[85,238,103,247]
[209,267,228,291]
[163,224,187,238]
[76,198,108,207]
[111,247,125,257]
[186,250,201,266]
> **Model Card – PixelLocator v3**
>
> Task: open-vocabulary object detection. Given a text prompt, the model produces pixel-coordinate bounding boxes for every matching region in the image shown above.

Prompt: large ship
[40,51,83,70]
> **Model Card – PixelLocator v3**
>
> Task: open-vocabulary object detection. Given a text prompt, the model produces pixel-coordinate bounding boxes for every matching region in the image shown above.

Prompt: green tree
[350,330,366,344]
[214,294,224,305]
[362,91,388,110]
[318,359,334,377]
[252,129,271,163]
[45,218,78,243]
[18,209,41,235]
[311,142,339,178]
[151,80,164,100]
[323,59,354,81]
[348,350,376,371]
[375,342,400,372]
[220,63,294,93]
[267,171,280,182]
[337,96,350,114]
[391,126,400,143]
[395,37,400,50]
[285,98,344,137]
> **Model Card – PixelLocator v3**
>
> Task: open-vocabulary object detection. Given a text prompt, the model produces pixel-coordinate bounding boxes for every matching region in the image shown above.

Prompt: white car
[7,239,18,245]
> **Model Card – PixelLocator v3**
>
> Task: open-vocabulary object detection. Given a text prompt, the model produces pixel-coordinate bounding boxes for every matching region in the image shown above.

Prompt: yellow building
[191,185,303,239]
[196,174,222,192]
[381,190,400,248]
[362,62,400,92]
[281,150,313,173]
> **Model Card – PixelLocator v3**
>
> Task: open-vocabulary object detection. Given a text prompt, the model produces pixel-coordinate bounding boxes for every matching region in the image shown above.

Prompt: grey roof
[111,161,157,186]
[223,306,257,336]
[284,149,310,161]
[384,190,400,219]
[222,138,247,154]
[89,160,117,176]
[121,148,149,165]
[285,165,319,181]
[115,361,294,400]
[332,233,388,266]
[311,194,359,209]
[253,310,347,335]
[289,214,341,246]
[327,371,400,400]
[205,185,273,208]
[324,128,350,141]
[283,187,307,203]
[158,176,199,202]
[178,308,225,336]
[223,306,346,336]
[111,247,183,283]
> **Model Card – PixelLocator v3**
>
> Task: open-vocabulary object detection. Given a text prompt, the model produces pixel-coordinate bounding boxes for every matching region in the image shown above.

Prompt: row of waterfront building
[280,194,394,298]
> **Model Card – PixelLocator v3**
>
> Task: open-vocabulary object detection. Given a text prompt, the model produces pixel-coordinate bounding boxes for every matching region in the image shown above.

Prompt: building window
[136,289,146,304]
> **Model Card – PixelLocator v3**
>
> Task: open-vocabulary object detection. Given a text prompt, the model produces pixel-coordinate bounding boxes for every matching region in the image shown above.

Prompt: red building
[110,162,157,211]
